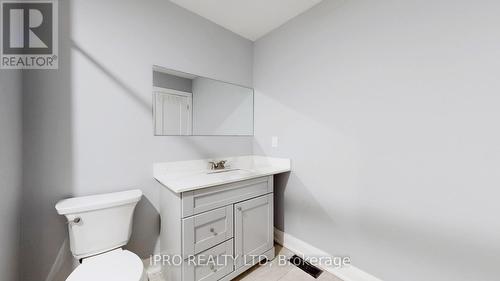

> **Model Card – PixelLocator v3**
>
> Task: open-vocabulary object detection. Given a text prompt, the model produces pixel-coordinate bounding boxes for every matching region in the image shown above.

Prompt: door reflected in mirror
[153,66,254,136]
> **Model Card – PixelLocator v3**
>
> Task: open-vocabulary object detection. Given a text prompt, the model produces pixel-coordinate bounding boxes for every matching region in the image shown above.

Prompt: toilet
[55,189,147,281]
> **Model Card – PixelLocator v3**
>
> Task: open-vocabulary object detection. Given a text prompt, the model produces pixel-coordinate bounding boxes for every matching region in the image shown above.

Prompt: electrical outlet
[272,136,279,148]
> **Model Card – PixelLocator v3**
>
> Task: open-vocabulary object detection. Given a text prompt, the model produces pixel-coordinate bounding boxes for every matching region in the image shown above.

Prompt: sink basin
[205,169,254,180]
[207,168,247,175]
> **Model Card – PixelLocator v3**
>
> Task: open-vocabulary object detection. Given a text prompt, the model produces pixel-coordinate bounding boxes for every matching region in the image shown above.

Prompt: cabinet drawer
[182,176,273,217]
[182,205,233,258]
[182,239,234,281]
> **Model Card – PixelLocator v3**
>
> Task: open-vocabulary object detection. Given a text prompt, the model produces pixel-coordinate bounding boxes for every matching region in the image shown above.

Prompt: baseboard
[44,239,73,281]
[274,228,383,281]
[142,257,164,281]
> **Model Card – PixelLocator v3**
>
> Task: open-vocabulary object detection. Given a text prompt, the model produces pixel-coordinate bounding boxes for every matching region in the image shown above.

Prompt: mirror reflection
[153,66,254,136]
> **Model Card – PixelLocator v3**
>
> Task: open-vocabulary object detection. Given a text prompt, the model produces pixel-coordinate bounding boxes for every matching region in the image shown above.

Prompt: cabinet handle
[210,227,217,235]
[237,207,242,211]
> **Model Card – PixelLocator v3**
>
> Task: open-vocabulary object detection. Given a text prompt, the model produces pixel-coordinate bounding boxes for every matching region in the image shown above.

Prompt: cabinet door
[234,193,274,269]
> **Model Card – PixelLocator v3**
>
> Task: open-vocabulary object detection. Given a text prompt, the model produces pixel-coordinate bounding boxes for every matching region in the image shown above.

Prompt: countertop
[153,155,291,193]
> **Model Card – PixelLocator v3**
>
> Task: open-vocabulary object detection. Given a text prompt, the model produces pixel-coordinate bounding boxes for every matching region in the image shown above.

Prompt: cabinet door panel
[234,194,274,269]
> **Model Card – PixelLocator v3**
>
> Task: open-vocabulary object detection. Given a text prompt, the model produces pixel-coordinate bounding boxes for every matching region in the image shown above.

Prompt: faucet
[209,160,227,170]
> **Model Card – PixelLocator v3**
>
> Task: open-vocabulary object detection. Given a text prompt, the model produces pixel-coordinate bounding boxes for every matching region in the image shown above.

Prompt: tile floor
[233,245,343,281]
[149,244,343,281]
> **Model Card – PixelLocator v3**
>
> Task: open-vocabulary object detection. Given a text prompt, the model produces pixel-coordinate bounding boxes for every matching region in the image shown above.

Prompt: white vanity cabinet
[159,176,275,281]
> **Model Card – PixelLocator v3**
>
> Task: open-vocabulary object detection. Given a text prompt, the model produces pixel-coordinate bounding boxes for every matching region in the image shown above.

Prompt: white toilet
[55,189,147,281]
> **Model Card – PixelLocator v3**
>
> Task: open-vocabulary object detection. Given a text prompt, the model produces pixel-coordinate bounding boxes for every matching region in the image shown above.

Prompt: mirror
[152,66,254,136]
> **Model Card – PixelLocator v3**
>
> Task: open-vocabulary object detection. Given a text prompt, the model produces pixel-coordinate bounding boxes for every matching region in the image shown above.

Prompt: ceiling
[170,0,324,41]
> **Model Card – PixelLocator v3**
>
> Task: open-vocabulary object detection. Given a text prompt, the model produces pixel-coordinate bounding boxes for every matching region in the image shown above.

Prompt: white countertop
[153,155,291,193]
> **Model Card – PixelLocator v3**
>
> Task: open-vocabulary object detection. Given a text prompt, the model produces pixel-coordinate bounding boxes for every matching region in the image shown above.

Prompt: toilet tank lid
[56,189,142,215]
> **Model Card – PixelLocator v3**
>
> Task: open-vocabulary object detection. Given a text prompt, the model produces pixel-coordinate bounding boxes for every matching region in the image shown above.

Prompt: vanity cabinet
[160,176,275,281]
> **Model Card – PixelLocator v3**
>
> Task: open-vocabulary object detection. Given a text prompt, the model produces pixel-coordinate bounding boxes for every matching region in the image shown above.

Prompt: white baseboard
[45,239,74,281]
[142,257,164,281]
[274,229,383,281]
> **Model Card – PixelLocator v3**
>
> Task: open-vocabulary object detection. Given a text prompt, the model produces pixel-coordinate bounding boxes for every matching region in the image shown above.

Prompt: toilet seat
[66,249,146,281]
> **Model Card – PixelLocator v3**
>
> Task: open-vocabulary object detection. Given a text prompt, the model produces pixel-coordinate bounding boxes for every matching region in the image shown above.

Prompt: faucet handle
[217,160,227,169]
[208,160,228,170]
[208,161,217,170]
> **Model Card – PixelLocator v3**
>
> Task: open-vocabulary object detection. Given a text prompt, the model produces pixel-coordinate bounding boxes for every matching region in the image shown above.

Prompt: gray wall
[253,1,500,281]
[0,70,22,281]
[21,1,253,281]
[153,71,193,93]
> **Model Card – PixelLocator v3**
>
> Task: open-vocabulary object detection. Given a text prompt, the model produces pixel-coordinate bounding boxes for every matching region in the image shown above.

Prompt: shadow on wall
[70,40,162,260]
[70,41,151,113]
[21,1,74,281]
[21,1,161,281]
[127,196,160,258]
[273,172,290,232]
[274,172,351,249]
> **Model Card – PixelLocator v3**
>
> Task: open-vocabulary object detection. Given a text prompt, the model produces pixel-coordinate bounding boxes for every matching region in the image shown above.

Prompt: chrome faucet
[209,160,227,170]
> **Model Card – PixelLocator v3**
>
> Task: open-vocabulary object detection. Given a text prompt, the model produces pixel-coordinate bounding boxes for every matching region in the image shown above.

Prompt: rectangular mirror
[152,66,254,136]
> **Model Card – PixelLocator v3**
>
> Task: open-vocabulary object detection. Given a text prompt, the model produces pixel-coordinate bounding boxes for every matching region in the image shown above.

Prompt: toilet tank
[55,190,142,259]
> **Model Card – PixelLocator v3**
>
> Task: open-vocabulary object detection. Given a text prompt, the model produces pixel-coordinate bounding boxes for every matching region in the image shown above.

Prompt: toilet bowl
[56,190,146,281]
[66,249,146,281]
